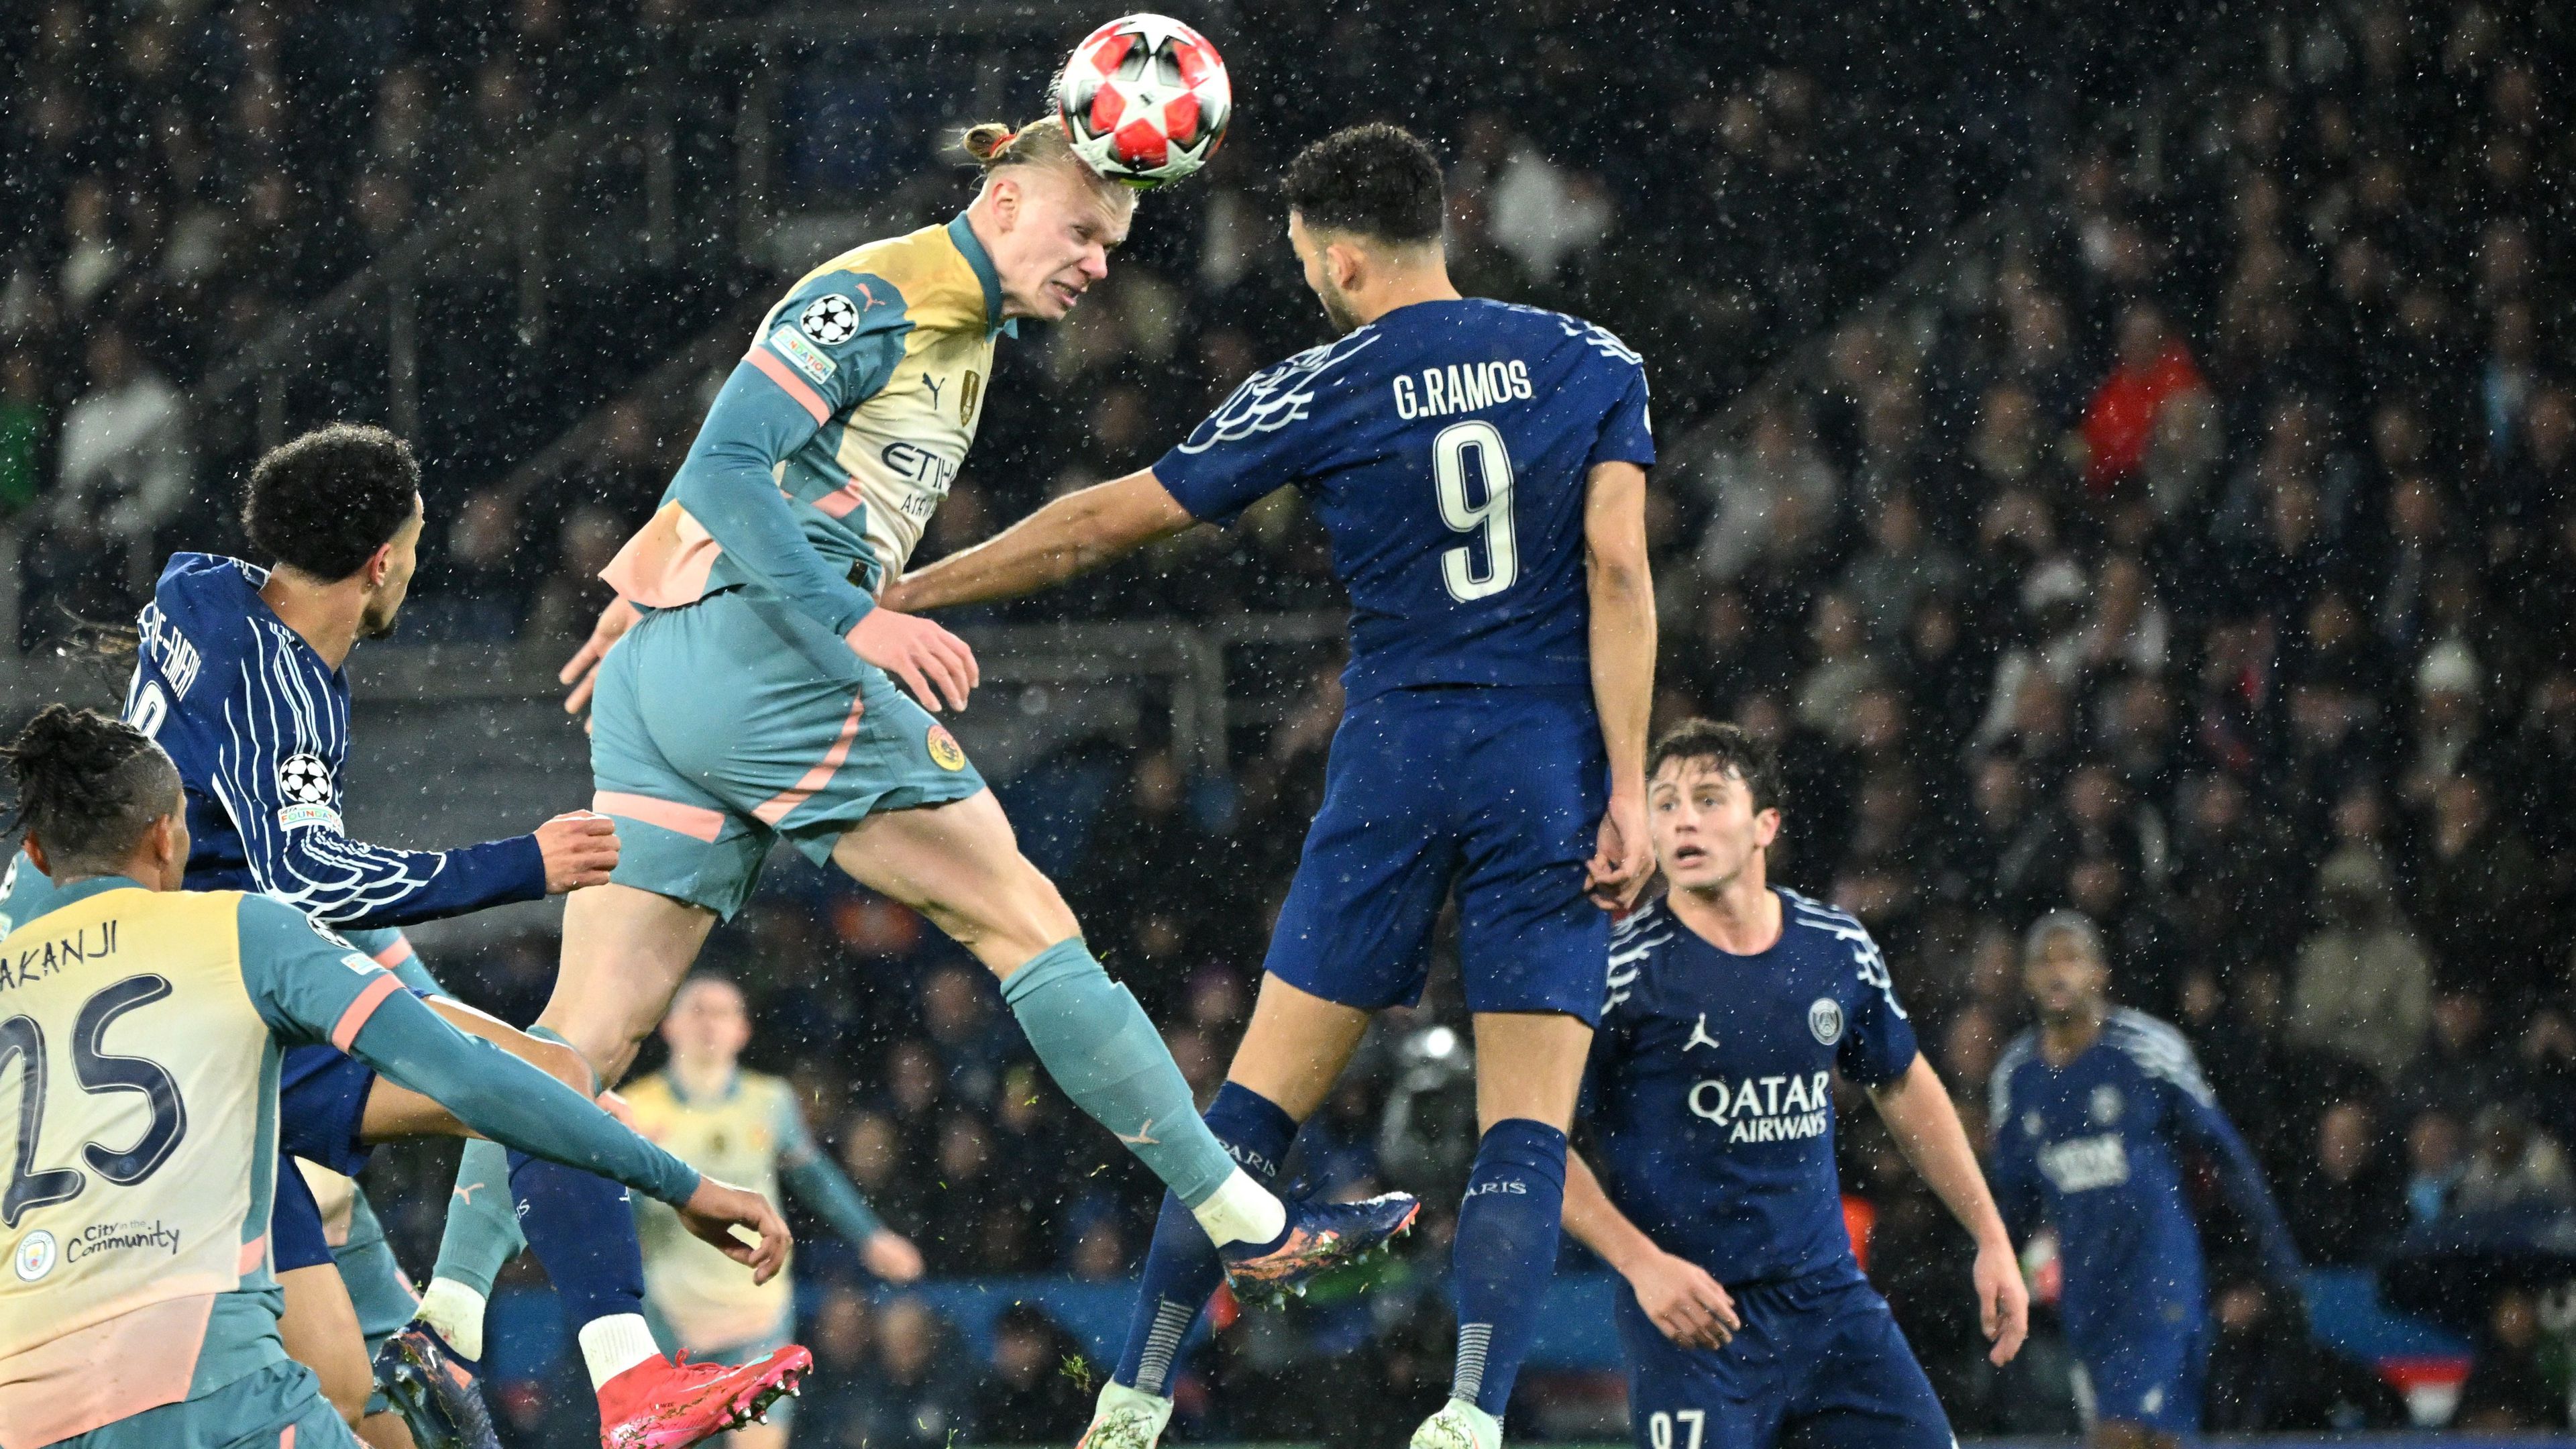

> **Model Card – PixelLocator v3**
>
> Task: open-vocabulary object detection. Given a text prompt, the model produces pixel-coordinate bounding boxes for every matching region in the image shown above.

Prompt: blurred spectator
[2080,300,2209,496]
[844,1296,973,1449]
[48,325,191,585]
[0,352,44,516]
[2404,1110,2467,1225]
[2453,1106,2574,1216]
[970,1303,1093,1444]
[1696,394,1839,582]
[2288,1100,2407,1265]
[2287,847,2432,1081]
[2452,1288,2570,1431]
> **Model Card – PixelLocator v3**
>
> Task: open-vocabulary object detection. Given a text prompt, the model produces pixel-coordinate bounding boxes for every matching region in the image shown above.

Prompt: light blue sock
[430,1138,525,1297]
[1001,938,1236,1207]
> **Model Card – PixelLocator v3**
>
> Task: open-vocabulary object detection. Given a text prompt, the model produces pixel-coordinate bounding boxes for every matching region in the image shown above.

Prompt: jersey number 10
[1434,420,1519,602]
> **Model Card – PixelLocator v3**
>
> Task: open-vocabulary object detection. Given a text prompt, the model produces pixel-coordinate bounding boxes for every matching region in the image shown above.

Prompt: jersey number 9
[1434,420,1519,602]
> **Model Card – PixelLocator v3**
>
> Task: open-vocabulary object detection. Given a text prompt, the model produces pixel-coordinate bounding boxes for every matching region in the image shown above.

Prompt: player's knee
[525,1036,599,1097]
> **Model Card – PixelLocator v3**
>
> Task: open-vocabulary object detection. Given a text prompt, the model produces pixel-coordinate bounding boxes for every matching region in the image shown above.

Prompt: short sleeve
[747,270,912,419]
[1590,360,1655,468]
[1836,928,1919,1087]
[1153,341,1361,527]
[235,894,404,1050]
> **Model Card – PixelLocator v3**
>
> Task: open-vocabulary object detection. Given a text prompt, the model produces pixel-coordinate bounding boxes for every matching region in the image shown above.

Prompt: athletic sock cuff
[1000,936,1097,1010]
[1476,1118,1570,1179]
[1204,1081,1299,1187]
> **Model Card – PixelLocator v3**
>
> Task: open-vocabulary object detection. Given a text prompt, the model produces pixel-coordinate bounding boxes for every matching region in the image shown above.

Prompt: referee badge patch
[925,724,967,771]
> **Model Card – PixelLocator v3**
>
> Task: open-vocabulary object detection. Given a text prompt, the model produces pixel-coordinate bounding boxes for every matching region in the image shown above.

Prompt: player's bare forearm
[1582,460,1655,907]
[1563,1150,1662,1275]
[1873,1053,2029,1362]
[888,468,1195,612]
[1869,1055,2012,1250]
[1582,460,1654,794]
[1566,1149,1740,1349]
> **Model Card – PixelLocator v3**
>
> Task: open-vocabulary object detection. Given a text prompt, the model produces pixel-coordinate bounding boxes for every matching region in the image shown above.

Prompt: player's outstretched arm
[883,468,1197,613]
[1562,1150,1738,1348]
[1582,460,1656,911]
[205,690,580,930]
[1868,1053,2029,1364]
[776,1091,922,1281]
[239,896,792,1279]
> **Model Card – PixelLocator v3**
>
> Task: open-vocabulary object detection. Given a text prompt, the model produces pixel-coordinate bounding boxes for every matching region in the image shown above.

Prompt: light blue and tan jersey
[604,212,1014,633]
[626,1067,888,1349]
[0,879,407,1449]
[627,1069,800,1347]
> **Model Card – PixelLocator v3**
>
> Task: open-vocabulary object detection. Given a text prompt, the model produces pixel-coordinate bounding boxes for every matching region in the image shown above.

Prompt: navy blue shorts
[1265,686,1609,1024]
[1617,1268,1952,1449]
[2069,1305,2206,1434]
[271,1153,336,1273]
[278,1042,378,1178]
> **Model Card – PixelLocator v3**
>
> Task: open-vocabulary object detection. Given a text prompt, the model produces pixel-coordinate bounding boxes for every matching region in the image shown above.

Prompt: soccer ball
[1057,13,1231,190]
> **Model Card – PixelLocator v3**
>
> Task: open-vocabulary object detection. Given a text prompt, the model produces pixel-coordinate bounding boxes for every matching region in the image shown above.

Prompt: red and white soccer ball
[1057,13,1232,190]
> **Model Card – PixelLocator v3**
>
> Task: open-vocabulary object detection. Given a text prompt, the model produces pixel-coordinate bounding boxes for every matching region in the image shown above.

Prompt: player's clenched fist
[846,606,980,713]
[535,809,620,892]
[679,1175,795,1284]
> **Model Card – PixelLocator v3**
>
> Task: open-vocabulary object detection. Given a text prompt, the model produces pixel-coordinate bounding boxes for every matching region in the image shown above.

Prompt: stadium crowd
[4,0,2574,1443]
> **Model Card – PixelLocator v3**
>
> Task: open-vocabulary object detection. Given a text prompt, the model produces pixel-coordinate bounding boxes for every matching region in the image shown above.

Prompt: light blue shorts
[589,588,986,920]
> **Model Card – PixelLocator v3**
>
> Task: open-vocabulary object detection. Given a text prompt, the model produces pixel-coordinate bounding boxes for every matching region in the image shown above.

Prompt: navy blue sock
[1112,1082,1299,1395]
[1450,1118,1568,1417]
[506,1150,647,1326]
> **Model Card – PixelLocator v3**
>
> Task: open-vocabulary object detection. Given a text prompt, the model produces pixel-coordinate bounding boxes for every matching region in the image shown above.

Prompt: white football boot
[1411,1398,1502,1449]
[1076,1380,1174,1449]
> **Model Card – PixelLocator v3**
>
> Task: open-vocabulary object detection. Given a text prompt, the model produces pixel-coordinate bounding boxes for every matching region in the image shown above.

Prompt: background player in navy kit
[1988,912,2306,1449]
[1562,721,2029,1449]
[886,123,1660,1449]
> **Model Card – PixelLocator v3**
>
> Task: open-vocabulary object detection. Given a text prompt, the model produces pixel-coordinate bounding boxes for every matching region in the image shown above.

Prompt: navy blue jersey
[1988,1010,2302,1343]
[1155,299,1654,704]
[1583,890,1919,1286]
[123,553,545,927]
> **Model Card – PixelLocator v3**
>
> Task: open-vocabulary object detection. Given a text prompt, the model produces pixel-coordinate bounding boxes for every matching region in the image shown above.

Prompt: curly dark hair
[241,423,421,581]
[3,704,182,875]
[1282,123,1444,244]
[1647,718,1784,815]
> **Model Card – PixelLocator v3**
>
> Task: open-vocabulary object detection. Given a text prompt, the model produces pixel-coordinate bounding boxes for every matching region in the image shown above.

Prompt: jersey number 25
[1435,420,1519,602]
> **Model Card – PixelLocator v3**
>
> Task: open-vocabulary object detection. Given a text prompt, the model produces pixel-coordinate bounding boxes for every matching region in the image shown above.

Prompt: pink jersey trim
[601,502,725,611]
[370,936,417,969]
[236,1232,268,1275]
[744,345,830,423]
[0,1293,212,1449]
[811,475,867,520]
[594,790,727,843]
[330,973,403,1053]
[751,694,868,826]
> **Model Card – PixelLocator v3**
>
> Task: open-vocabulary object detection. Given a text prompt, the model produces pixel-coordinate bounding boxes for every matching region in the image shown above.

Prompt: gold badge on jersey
[926,724,967,771]
[958,370,983,427]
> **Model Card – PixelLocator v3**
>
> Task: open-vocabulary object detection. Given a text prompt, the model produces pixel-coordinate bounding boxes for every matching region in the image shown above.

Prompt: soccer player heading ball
[553,36,1418,1339]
